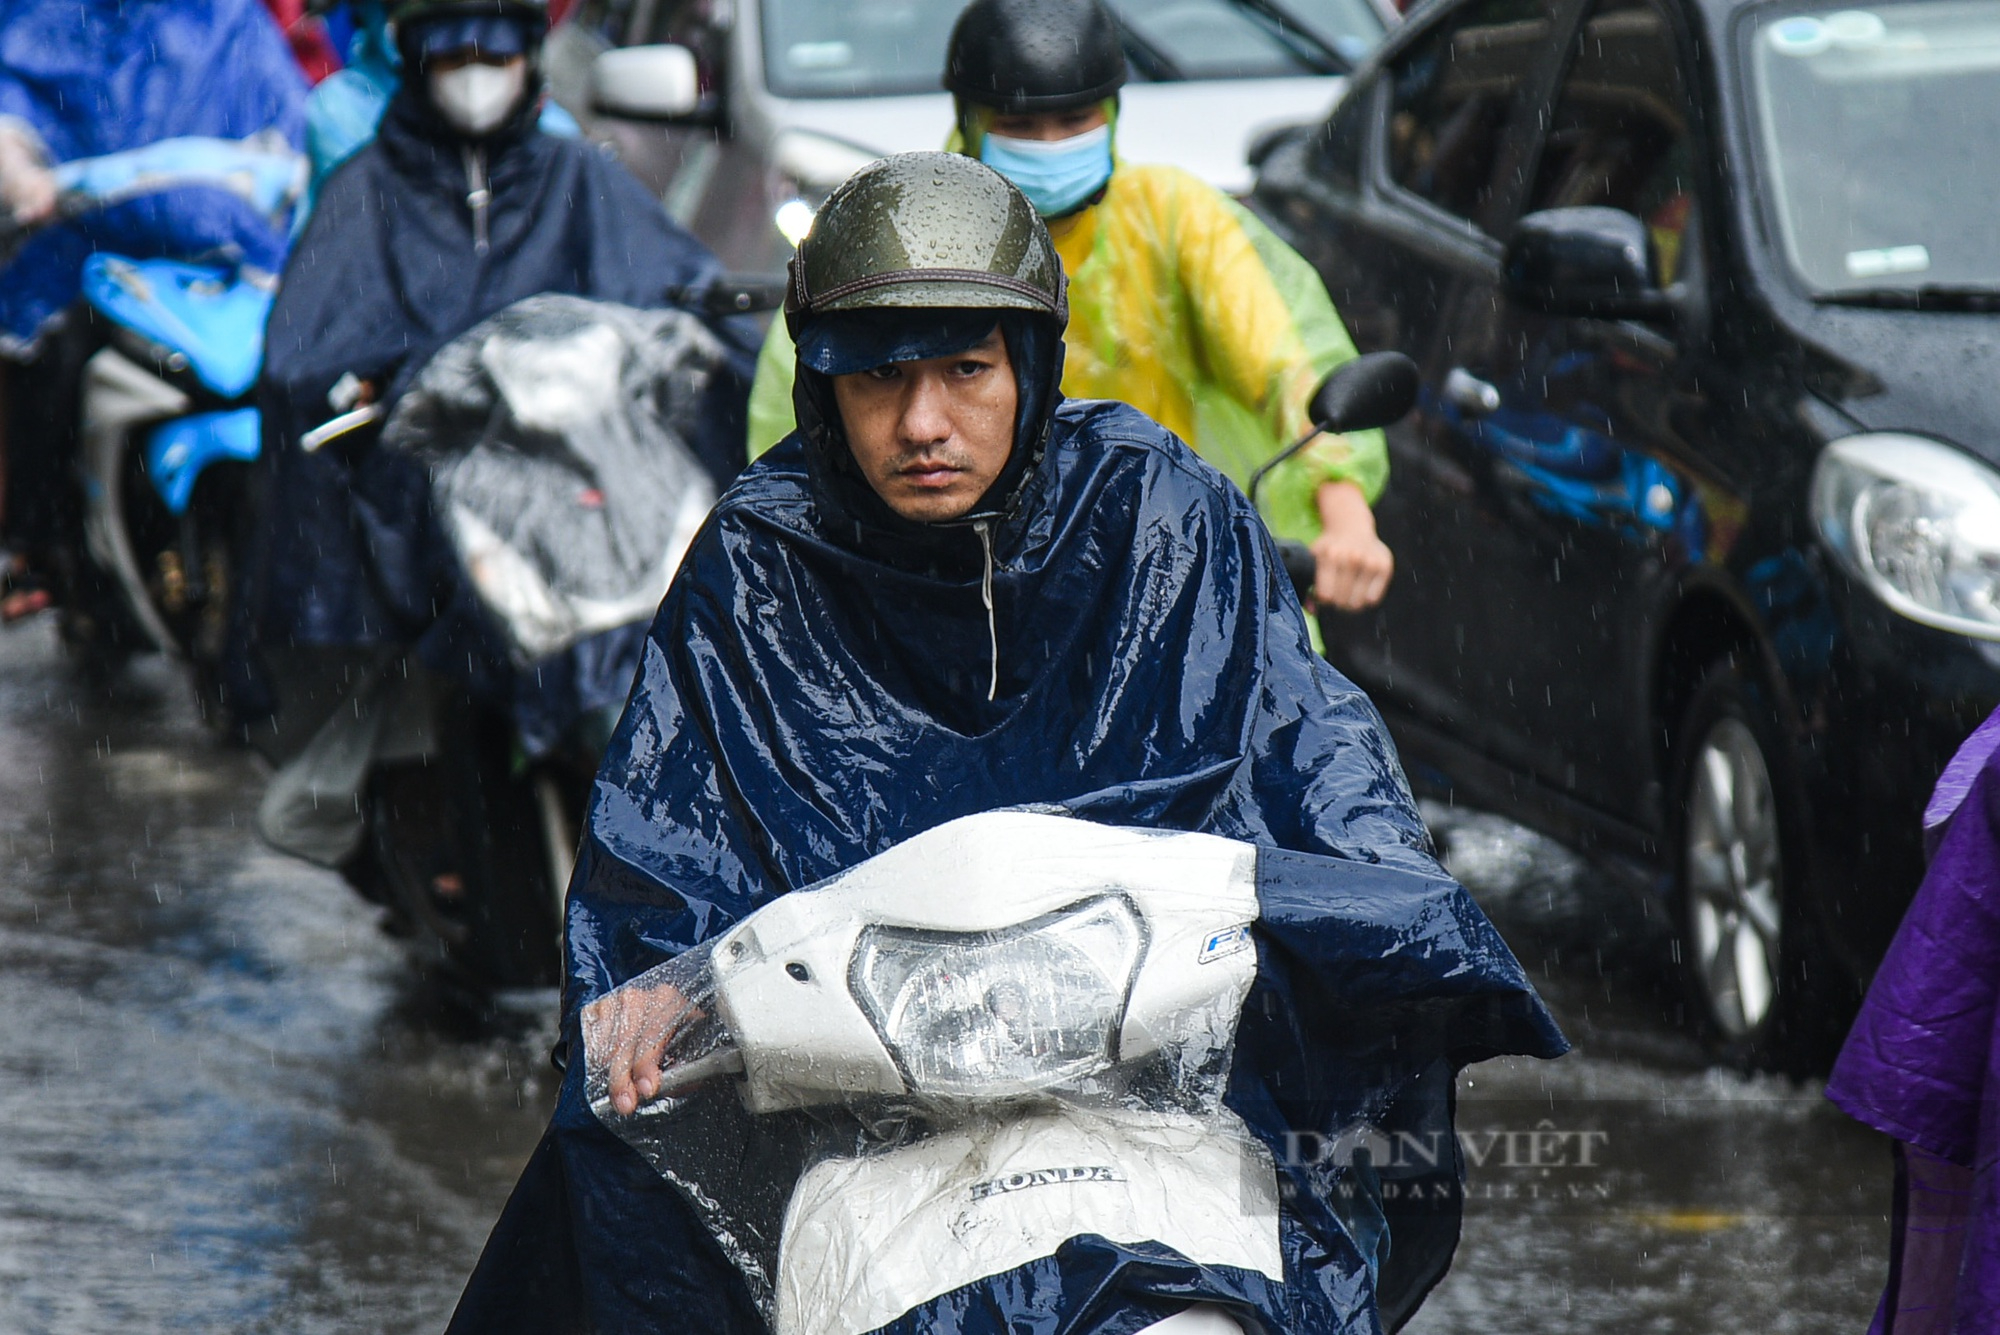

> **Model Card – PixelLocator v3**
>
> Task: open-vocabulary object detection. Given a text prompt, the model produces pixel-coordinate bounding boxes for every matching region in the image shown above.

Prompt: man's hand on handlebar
[583,980,703,1116]
[1311,480,1394,612]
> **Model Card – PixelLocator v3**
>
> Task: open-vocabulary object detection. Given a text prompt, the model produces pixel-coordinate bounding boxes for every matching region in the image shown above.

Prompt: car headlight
[1813,433,2000,640]
[767,131,880,247]
[850,896,1146,1097]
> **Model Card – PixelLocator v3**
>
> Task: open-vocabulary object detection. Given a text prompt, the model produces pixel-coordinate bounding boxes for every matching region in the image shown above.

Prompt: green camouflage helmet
[786,152,1067,331]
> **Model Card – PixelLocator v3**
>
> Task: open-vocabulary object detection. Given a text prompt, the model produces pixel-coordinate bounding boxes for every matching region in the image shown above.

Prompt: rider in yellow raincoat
[747,0,1394,612]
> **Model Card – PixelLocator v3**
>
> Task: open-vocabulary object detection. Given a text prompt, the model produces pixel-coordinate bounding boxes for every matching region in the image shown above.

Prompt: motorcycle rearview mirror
[1247,351,1419,511]
[1306,351,1421,437]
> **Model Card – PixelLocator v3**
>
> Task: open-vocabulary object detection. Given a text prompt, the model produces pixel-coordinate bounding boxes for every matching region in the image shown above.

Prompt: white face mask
[429,60,527,137]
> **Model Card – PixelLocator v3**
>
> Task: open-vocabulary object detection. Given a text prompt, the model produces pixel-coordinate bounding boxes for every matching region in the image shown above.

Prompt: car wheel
[1669,657,1837,1073]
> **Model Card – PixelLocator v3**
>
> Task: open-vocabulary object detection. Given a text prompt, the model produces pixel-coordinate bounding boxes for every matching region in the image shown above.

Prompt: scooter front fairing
[585,811,1283,1333]
[81,253,274,400]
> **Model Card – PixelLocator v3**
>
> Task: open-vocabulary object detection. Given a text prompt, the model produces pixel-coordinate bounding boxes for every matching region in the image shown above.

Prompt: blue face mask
[979,124,1113,218]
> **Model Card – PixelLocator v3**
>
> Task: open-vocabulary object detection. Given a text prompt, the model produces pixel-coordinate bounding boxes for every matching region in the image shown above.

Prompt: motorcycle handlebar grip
[1278,540,1315,603]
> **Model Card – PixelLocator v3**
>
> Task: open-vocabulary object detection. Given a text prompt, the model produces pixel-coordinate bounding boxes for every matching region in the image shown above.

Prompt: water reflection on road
[0,625,1887,1331]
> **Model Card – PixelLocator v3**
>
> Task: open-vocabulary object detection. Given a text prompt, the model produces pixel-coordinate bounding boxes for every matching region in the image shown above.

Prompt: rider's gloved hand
[582,980,703,1116]
[1311,479,1395,611]
[0,121,56,227]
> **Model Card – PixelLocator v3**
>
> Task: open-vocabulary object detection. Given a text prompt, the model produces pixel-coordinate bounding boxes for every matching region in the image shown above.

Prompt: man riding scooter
[449,153,1564,1334]
[243,0,752,932]
[747,0,1395,615]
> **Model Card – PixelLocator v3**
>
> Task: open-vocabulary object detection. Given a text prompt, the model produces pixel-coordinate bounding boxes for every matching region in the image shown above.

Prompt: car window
[568,0,637,44]
[1314,76,1373,189]
[1116,0,1383,79]
[1527,0,1698,283]
[1384,0,1556,231]
[625,0,720,45]
[758,0,1384,99]
[1747,2,2000,297]
[626,0,730,105]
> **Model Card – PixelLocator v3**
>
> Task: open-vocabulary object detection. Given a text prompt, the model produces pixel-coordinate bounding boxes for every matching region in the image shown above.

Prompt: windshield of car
[1747,1,2000,298]
[760,0,1385,99]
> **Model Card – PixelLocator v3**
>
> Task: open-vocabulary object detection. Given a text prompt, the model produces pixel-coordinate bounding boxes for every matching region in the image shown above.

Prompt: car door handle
[1444,367,1502,416]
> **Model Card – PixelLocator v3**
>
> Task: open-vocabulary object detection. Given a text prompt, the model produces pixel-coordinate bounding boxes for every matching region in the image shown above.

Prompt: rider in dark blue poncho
[450,153,1565,1334]
[240,0,751,734]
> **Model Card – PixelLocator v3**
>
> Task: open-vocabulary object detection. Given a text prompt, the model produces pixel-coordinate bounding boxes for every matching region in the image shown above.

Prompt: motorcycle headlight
[850,896,1146,1098]
[1812,433,2000,641]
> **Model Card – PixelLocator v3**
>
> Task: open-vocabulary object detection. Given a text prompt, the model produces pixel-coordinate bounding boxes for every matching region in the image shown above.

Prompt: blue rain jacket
[448,313,1567,1330]
[242,80,751,747]
[0,0,306,351]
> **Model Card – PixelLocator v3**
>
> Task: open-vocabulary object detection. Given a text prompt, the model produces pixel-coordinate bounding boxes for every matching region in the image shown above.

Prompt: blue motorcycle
[3,136,297,699]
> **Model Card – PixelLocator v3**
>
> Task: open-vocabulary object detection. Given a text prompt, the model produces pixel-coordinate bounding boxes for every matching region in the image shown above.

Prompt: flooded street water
[0,625,1888,1332]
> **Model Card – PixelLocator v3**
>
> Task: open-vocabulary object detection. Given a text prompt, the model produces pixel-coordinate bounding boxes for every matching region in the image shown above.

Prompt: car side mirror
[1308,350,1421,434]
[1503,207,1671,321]
[589,44,701,120]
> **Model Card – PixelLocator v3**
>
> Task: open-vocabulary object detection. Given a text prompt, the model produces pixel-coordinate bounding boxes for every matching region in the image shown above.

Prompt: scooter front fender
[144,407,260,516]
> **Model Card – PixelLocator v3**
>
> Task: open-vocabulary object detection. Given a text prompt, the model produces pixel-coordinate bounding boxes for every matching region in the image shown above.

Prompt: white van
[550,0,1394,270]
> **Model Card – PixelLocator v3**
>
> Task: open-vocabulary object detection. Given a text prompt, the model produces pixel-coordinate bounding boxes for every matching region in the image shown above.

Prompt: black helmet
[944,0,1129,115]
[786,152,1066,329]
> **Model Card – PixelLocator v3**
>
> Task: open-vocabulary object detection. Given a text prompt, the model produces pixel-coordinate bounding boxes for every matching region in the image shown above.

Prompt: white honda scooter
[584,810,1284,1335]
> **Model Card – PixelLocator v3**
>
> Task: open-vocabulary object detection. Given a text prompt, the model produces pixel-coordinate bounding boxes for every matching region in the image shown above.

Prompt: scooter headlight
[850,896,1146,1097]
[1813,434,2000,640]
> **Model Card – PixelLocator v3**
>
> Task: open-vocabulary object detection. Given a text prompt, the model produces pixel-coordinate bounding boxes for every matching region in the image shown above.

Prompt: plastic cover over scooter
[448,367,1569,1332]
[577,810,1564,1335]
[376,294,721,669]
[254,296,732,870]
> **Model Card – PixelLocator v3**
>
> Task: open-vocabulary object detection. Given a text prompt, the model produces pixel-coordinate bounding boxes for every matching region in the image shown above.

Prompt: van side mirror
[589,44,701,120]
[1308,351,1421,435]
[1503,207,1671,321]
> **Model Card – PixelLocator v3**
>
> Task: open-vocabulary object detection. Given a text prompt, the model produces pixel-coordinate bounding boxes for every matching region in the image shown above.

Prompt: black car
[1251,0,2000,1069]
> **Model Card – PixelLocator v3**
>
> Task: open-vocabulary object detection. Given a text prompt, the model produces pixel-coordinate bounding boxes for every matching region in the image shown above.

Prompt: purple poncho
[1827,707,2000,1333]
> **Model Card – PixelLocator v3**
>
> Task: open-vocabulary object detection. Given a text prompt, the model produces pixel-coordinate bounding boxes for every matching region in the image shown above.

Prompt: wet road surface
[0,623,553,1333]
[1408,806,1889,1333]
[0,625,1887,1331]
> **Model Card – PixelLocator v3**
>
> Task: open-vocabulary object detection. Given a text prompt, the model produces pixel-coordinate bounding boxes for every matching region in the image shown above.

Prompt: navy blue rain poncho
[450,305,1566,1333]
[0,0,306,351]
[242,64,750,739]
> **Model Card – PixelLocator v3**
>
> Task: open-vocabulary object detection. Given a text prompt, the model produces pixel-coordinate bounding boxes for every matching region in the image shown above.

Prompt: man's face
[832,327,1017,523]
